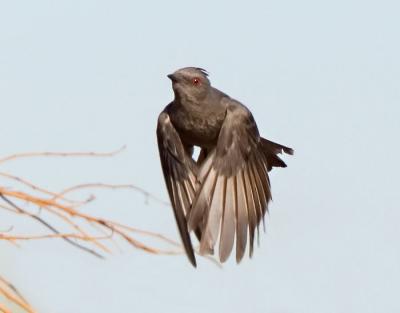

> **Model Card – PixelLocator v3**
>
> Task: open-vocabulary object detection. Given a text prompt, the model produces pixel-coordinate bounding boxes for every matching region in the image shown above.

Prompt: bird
[156,67,293,267]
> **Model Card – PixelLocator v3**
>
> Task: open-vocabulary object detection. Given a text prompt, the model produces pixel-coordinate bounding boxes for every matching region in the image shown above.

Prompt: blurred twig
[0,147,185,312]
[0,275,36,313]
[0,146,126,164]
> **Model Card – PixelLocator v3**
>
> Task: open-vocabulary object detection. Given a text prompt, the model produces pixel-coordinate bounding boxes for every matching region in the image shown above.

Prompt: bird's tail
[260,138,294,171]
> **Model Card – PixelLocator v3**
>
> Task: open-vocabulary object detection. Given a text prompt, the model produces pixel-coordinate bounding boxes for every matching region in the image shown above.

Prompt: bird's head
[167,67,211,102]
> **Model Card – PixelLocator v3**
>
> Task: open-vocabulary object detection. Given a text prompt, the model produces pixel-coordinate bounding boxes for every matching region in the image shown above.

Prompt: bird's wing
[188,100,275,263]
[157,111,198,267]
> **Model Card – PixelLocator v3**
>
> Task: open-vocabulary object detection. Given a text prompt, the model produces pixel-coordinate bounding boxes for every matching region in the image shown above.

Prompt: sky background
[1,0,399,312]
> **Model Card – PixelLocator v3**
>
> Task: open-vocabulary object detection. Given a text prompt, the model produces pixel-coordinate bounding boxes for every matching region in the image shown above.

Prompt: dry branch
[0,146,126,164]
[0,148,184,312]
[0,275,36,313]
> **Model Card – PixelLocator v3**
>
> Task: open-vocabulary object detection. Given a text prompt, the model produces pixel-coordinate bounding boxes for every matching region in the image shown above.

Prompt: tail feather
[260,138,293,171]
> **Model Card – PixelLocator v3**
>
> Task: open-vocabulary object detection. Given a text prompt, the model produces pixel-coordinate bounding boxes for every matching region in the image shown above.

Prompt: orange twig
[0,303,12,313]
[0,147,219,312]
[54,182,171,206]
[0,232,113,241]
[0,146,125,164]
[0,172,82,205]
[0,276,36,313]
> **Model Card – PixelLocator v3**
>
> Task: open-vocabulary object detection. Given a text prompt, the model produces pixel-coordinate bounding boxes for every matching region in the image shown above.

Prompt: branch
[53,183,170,207]
[0,146,125,164]
[0,172,86,205]
[0,147,220,312]
[0,192,105,258]
[0,276,36,313]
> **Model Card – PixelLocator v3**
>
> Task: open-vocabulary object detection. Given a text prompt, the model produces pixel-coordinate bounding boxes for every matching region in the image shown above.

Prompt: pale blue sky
[1,1,399,312]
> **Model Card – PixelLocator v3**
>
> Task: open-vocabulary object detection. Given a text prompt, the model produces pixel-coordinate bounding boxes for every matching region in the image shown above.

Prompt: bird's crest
[195,68,209,77]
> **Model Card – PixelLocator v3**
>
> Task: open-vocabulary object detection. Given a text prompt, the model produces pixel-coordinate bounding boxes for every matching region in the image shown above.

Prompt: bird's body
[157,67,293,267]
[166,89,227,148]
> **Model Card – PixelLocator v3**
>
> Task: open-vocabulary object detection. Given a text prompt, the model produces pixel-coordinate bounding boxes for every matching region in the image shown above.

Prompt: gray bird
[157,67,293,267]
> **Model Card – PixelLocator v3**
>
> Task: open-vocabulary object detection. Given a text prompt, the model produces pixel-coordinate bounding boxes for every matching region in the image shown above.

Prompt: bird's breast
[170,107,225,148]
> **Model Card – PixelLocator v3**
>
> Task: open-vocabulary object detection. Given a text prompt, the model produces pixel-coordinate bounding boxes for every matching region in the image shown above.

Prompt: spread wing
[188,100,285,263]
[156,111,198,267]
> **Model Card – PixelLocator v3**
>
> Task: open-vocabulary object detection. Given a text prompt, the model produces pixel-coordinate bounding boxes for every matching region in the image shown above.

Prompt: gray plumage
[157,67,293,267]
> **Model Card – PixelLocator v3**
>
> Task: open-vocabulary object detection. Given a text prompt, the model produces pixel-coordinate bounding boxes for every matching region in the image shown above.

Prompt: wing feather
[243,165,257,257]
[219,176,236,262]
[157,112,197,267]
[235,171,248,262]
[199,174,224,255]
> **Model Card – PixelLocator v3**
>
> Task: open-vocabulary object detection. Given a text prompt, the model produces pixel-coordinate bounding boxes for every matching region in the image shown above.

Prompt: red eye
[192,78,200,85]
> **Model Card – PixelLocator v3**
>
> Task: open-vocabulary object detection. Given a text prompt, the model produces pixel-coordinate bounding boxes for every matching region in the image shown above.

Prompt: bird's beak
[167,73,177,83]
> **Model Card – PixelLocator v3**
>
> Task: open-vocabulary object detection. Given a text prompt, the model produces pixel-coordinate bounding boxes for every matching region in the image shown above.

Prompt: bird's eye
[192,78,200,86]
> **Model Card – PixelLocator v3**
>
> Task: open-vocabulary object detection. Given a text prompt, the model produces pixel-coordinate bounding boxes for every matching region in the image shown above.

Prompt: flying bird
[157,67,293,267]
